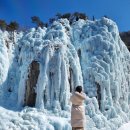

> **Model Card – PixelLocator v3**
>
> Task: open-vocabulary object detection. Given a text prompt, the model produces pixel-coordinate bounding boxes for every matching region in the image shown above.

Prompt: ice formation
[0,18,130,130]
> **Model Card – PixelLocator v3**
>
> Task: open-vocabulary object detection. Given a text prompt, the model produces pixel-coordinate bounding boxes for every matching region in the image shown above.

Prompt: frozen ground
[118,122,130,130]
[0,17,130,130]
[0,106,71,130]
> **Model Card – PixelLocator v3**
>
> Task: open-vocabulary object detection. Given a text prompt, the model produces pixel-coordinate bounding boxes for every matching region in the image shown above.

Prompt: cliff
[0,18,130,130]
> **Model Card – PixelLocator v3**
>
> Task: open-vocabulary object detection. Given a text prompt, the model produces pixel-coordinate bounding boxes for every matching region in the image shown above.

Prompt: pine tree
[61,13,71,20]
[104,15,108,18]
[31,16,46,28]
[56,13,62,19]
[0,20,7,31]
[7,21,19,43]
[78,13,87,20]
[49,18,56,24]
[7,21,19,31]
[92,16,95,21]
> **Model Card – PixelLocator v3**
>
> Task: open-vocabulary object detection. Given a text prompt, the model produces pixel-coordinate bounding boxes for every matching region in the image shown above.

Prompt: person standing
[70,86,86,130]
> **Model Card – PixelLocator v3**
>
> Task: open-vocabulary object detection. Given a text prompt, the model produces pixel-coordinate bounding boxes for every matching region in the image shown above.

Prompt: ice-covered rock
[0,18,130,130]
[0,31,9,86]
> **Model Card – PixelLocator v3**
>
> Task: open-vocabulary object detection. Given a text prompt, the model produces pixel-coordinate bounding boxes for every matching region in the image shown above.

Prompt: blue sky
[0,0,130,31]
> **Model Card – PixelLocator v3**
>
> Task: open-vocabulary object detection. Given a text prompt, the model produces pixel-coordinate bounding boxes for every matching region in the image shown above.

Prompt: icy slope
[0,18,130,130]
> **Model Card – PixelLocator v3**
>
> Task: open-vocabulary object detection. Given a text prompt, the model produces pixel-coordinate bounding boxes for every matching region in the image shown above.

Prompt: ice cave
[0,17,130,130]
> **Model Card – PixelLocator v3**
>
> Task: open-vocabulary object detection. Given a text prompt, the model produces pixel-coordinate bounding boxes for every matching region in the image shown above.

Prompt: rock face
[0,18,130,130]
[24,61,40,107]
[120,31,130,51]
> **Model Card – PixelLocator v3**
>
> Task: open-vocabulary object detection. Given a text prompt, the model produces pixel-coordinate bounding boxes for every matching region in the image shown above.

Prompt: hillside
[120,31,130,51]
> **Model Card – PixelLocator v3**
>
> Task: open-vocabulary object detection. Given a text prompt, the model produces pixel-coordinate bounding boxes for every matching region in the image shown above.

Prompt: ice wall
[17,22,83,111]
[72,17,130,110]
[72,18,130,129]
[0,18,130,130]
[0,31,9,86]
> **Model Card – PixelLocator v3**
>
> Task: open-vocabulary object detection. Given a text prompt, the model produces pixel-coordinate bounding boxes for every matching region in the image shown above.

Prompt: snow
[0,106,71,130]
[118,122,130,130]
[0,18,130,130]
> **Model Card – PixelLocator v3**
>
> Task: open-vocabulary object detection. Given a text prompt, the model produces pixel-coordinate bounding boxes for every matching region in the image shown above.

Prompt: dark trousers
[72,127,84,130]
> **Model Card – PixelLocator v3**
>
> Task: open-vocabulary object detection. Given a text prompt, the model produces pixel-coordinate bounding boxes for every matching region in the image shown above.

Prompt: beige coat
[70,92,86,128]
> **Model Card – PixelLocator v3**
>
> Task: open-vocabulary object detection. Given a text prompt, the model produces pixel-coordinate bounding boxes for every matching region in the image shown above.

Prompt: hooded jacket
[70,92,86,128]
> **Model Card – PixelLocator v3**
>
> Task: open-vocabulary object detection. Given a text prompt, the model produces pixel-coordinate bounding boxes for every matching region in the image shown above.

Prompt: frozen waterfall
[0,18,130,130]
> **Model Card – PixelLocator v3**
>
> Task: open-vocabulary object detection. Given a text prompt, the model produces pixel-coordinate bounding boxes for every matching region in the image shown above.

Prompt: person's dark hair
[75,86,82,93]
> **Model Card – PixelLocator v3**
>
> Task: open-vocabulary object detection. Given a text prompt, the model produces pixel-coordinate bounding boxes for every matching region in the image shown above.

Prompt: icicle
[35,46,50,109]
